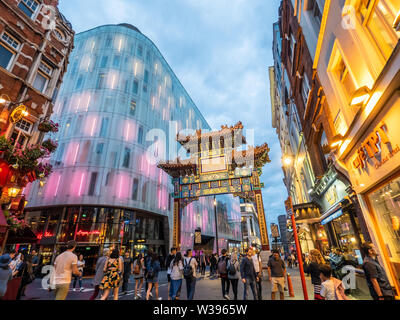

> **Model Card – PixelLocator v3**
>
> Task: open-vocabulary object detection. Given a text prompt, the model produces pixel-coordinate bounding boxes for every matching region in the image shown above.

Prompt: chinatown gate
[158,122,272,254]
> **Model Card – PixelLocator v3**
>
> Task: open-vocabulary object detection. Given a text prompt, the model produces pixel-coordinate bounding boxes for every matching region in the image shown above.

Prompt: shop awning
[6,227,38,244]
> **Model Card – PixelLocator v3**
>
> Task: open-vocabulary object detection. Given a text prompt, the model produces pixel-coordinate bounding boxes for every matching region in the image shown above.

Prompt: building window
[15,119,32,134]
[100,56,108,68]
[88,172,98,196]
[113,55,121,68]
[122,148,131,168]
[144,70,149,83]
[333,110,348,136]
[301,73,311,106]
[18,0,39,18]
[96,143,104,154]
[138,126,144,144]
[143,84,147,93]
[75,75,84,90]
[131,178,139,200]
[54,29,64,41]
[99,118,109,138]
[33,61,53,93]
[359,0,400,61]
[132,80,139,94]
[137,45,143,57]
[142,182,148,203]
[97,73,106,89]
[307,0,322,26]
[0,32,20,70]
[130,100,136,116]
[330,47,356,101]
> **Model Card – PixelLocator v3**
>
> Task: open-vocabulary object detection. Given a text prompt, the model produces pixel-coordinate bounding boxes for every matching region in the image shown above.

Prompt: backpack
[228,260,236,276]
[183,258,194,279]
[218,257,228,274]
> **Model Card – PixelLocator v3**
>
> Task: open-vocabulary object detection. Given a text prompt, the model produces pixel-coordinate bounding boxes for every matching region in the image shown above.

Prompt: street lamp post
[214,197,219,255]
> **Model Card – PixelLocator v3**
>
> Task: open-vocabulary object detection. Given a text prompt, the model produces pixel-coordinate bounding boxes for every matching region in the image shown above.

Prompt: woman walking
[169,252,184,300]
[227,254,240,300]
[304,249,326,300]
[73,254,85,291]
[146,253,161,300]
[16,253,34,300]
[133,254,144,299]
[100,249,123,300]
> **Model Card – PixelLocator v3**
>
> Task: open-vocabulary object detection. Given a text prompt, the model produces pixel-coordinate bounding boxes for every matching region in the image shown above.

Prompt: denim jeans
[73,275,82,288]
[169,279,182,300]
[221,277,230,297]
[186,277,196,300]
[243,278,258,300]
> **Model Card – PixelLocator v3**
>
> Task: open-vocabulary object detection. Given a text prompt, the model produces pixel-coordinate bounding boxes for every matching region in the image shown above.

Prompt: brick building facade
[0,0,74,147]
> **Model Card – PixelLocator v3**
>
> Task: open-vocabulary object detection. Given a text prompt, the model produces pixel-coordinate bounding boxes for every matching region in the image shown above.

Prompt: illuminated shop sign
[352,123,399,170]
[321,209,344,225]
[76,230,101,236]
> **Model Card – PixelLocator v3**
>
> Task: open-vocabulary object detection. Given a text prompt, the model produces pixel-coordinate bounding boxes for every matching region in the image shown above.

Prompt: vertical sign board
[255,190,269,250]
[173,199,180,249]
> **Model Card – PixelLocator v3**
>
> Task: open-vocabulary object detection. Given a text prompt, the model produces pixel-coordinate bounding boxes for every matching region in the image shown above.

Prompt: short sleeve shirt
[252,255,261,273]
[320,280,336,300]
[54,251,78,285]
[268,257,285,277]
[185,257,198,278]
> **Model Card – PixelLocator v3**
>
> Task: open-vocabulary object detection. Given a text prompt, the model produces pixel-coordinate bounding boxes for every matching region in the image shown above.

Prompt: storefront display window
[368,176,400,265]
[331,213,359,254]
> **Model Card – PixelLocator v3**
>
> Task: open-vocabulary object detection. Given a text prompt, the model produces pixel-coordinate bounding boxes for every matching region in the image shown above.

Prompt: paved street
[20,266,370,301]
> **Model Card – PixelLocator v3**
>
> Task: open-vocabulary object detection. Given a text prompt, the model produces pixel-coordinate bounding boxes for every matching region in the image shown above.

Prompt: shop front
[345,91,400,297]
[24,206,169,275]
[293,202,329,254]
[311,166,365,261]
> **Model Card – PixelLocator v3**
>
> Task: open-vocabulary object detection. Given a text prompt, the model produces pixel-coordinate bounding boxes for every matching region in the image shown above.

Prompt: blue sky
[58,0,286,230]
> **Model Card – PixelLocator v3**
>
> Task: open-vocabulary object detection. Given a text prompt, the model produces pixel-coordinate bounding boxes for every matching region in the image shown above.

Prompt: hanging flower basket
[3,210,27,233]
[38,120,59,133]
[41,139,58,153]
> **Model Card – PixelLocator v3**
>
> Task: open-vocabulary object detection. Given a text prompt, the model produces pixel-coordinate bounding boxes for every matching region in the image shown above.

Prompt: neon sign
[76,230,101,236]
[37,232,54,239]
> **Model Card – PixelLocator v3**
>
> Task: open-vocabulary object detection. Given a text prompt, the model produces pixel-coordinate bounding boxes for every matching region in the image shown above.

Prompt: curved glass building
[24,24,241,271]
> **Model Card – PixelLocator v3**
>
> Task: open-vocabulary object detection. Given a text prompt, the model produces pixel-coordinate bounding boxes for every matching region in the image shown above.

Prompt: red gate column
[254,190,270,251]
[173,198,181,250]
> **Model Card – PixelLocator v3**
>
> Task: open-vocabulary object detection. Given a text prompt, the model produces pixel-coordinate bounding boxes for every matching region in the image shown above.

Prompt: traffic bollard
[287,273,295,297]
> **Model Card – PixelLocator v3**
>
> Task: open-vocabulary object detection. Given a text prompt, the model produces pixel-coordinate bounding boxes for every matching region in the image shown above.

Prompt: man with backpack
[184,249,198,300]
[227,253,240,300]
[217,249,230,300]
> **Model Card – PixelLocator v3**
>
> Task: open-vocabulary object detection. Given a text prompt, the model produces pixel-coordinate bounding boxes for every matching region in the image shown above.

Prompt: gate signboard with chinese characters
[158,122,271,251]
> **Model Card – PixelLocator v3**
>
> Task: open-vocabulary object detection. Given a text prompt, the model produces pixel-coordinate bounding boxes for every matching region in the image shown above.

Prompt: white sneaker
[72,288,76,292]
[149,292,153,298]
[137,293,142,298]
[224,294,230,300]
[157,297,162,300]
[80,287,84,292]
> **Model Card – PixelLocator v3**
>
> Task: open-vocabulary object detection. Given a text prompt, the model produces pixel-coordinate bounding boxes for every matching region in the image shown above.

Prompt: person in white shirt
[53,240,82,300]
[319,264,348,300]
[72,254,85,291]
[184,249,198,300]
[251,249,263,300]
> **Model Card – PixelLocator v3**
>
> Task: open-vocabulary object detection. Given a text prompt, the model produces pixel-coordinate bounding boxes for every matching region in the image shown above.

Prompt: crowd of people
[0,240,396,301]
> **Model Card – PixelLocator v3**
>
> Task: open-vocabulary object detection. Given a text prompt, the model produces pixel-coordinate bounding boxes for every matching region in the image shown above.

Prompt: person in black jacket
[304,249,326,300]
[240,248,258,300]
[16,252,34,300]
